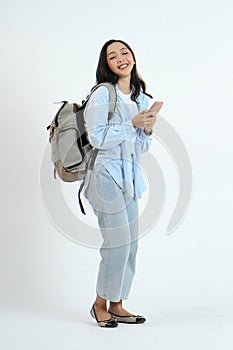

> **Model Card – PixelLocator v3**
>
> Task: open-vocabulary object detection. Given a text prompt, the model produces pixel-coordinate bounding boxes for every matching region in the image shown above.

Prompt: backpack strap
[78,180,86,214]
[86,83,117,171]
[90,82,117,118]
[78,83,117,215]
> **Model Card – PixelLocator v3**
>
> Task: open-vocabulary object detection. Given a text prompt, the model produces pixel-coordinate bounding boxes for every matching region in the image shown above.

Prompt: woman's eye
[122,52,128,55]
[109,56,116,60]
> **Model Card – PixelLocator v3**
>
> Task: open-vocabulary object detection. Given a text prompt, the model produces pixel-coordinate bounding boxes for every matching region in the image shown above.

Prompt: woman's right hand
[132,110,157,129]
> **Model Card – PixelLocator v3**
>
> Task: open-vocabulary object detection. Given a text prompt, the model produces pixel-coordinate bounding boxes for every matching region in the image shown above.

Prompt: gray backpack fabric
[47,83,117,184]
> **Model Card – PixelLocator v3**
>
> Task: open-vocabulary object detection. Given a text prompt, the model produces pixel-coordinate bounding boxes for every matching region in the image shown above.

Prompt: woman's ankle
[94,295,107,310]
[109,300,123,311]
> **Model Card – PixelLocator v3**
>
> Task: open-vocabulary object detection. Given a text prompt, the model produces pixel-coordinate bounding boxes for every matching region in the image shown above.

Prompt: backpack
[47,82,117,214]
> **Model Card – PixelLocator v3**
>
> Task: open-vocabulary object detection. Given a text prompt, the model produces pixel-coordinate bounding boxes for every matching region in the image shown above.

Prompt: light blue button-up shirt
[84,83,153,198]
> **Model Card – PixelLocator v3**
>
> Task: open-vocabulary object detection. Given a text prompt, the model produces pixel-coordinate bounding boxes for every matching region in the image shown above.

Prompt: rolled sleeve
[136,127,152,153]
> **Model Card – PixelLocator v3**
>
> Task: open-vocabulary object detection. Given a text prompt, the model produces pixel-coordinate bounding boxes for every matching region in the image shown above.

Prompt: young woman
[83,39,162,328]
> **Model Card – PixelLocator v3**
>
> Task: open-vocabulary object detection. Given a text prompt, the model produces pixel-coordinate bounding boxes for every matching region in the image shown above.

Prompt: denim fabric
[91,165,139,302]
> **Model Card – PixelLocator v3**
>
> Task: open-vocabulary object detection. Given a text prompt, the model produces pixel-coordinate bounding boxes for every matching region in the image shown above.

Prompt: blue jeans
[84,164,139,302]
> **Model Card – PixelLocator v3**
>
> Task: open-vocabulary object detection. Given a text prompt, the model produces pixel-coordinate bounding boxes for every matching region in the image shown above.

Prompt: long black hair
[92,39,152,102]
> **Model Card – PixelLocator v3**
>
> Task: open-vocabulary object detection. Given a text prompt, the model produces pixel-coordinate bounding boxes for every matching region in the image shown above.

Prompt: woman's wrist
[144,128,153,135]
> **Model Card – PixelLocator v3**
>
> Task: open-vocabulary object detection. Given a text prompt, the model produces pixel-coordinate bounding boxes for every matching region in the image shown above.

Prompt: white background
[0,0,233,349]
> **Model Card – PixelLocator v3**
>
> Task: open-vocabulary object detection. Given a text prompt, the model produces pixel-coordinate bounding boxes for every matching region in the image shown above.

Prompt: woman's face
[106,42,135,78]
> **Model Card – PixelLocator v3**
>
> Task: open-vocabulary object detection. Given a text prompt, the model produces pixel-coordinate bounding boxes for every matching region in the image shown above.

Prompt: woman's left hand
[144,100,164,133]
[143,110,157,133]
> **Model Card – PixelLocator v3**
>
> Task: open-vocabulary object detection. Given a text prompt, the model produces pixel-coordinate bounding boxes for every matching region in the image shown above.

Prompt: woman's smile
[118,63,129,70]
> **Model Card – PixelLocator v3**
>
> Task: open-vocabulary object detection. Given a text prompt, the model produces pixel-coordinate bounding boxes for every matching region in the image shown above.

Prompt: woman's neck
[117,77,131,94]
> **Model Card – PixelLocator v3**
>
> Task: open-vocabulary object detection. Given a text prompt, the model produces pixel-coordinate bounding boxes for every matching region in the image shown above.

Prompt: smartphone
[149,101,164,113]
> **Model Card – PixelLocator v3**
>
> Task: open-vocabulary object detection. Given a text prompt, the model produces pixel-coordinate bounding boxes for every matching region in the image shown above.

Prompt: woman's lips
[118,63,129,70]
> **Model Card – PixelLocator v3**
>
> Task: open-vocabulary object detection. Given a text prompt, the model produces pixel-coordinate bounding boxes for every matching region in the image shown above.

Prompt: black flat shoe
[108,310,146,324]
[90,305,118,328]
